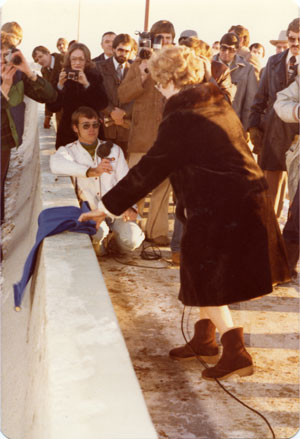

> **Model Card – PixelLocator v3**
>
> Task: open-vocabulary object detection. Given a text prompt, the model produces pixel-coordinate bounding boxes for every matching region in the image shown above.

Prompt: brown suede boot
[202,327,254,380]
[169,319,219,364]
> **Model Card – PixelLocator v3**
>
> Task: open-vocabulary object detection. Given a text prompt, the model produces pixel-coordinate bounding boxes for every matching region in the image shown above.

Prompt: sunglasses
[220,45,236,53]
[288,36,300,43]
[78,122,100,130]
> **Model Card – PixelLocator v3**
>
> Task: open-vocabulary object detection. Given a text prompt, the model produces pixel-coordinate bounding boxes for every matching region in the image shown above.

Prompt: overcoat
[249,49,298,170]
[48,68,108,148]
[118,58,165,153]
[97,57,132,142]
[213,54,258,130]
[102,83,290,306]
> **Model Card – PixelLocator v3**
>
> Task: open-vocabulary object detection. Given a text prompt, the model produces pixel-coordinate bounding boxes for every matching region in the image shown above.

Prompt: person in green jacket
[1,31,57,222]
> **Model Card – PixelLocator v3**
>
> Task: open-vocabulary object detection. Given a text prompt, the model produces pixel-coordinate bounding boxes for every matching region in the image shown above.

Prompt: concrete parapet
[2,104,157,439]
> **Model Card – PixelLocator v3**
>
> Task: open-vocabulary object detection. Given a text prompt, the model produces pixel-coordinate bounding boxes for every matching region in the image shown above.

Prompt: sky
[0,0,299,66]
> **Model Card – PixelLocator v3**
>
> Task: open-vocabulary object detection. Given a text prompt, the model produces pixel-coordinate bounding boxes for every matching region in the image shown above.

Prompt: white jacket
[50,139,129,210]
[274,77,299,202]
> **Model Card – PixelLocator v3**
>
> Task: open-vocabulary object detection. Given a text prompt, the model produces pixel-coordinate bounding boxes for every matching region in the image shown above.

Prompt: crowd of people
[1,17,299,380]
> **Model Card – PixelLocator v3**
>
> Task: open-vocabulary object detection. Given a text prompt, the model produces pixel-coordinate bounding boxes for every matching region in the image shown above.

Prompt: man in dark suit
[248,17,300,218]
[97,33,133,157]
[92,31,116,63]
[32,45,63,128]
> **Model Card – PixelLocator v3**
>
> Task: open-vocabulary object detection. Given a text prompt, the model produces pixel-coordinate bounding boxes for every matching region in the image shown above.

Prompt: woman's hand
[58,69,67,88]
[78,210,107,229]
[77,70,89,87]
[122,208,137,222]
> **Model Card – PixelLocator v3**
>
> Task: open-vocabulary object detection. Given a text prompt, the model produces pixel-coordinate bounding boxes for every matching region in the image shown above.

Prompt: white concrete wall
[2,104,157,439]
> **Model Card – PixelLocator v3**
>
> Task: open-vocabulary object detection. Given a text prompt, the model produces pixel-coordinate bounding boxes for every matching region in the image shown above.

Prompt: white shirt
[112,56,124,76]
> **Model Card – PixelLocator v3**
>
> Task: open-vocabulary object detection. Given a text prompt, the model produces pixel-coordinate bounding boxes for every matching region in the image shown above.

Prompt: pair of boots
[169,319,253,380]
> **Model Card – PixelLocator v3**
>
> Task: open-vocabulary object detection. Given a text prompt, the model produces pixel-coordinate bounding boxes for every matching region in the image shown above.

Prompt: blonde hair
[149,45,205,89]
[180,37,212,60]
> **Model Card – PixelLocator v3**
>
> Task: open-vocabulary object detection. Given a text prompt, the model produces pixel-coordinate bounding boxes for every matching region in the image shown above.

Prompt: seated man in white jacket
[50,106,144,255]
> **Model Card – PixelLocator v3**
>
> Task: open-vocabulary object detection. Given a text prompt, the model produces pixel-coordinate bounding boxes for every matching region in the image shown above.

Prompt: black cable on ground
[180,306,276,439]
[105,239,174,269]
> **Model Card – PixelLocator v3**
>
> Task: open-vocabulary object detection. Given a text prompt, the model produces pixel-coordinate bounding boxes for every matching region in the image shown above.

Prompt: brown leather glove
[248,127,264,155]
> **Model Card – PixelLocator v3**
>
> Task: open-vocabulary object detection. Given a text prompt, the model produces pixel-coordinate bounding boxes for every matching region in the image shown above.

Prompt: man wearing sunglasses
[249,18,300,219]
[50,106,144,255]
[214,32,258,131]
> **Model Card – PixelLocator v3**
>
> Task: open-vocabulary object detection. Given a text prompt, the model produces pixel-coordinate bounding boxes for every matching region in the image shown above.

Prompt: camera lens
[12,55,22,66]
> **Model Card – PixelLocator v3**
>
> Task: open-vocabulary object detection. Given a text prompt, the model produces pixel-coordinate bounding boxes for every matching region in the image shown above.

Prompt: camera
[65,69,79,81]
[5,47,22,65]
[136,31,163,60]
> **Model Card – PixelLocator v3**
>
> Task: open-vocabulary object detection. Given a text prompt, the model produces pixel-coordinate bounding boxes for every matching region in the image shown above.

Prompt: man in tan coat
[118,20,175,246]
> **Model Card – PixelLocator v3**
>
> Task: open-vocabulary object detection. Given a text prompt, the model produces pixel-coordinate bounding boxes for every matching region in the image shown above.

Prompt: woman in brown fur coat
[79,46,290,380]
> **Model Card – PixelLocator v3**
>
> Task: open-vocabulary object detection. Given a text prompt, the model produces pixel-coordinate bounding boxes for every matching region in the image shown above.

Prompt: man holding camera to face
[32,45,63,129]
[1,31,57,222]
[118,20,175,246]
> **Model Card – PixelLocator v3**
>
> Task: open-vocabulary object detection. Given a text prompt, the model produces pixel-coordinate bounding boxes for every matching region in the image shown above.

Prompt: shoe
[169,319,219,364]
[171,251,180,265]
[202,327,254,380]
[147,235,169,246]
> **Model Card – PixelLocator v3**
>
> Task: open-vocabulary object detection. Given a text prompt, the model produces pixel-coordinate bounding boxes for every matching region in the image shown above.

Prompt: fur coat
[102,83,290,306]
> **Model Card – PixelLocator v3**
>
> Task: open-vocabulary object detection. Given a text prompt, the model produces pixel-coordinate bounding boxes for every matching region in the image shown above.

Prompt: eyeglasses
[70,57,85,63]
[220,45,236,53]
[78,122,100,130]
[288,36,300,43]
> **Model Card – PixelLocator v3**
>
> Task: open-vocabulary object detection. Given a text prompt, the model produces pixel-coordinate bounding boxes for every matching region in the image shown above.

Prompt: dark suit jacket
[92,53,107,63]
[249,49,298,170]
[41,52,63,116]
[97,57,133,142]
[41,53,63,87]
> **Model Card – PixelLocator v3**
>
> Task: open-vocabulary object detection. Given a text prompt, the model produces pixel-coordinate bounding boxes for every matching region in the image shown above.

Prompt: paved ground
[2,107,299,439]
[98,203,300,439]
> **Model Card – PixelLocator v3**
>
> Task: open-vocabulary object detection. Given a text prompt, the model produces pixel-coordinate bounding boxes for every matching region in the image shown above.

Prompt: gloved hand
[248,127,264,155]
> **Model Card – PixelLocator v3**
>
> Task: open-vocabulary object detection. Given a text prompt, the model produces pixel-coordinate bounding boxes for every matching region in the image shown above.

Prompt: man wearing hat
[178,29,198,44]
[213,32,258,130]
[270,30,289,54]
[249,18,300,219]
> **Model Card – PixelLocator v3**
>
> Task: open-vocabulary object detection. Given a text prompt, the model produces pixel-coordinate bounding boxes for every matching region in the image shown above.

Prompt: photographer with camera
[1,31,57,222]
[32,45,63,129]
[118,20,175,246]
[47,42,108,149]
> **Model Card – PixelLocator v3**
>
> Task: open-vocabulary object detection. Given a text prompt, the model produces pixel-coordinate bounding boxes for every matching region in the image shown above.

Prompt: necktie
[116,64,123,81]
[288,56,298,83]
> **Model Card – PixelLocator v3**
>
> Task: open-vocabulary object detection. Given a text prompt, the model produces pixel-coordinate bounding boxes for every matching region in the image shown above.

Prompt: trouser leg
[264,170,287,218]
[145,178,171,240]
[1,149,11,222]
[110,218,145,252]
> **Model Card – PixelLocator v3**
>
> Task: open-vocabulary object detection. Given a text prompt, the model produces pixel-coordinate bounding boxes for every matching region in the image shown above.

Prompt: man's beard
[115,55,126,64]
